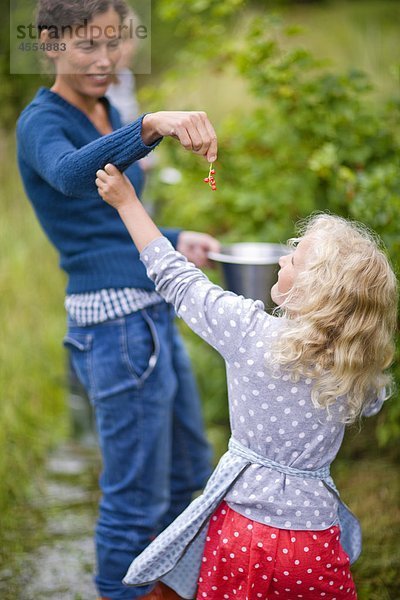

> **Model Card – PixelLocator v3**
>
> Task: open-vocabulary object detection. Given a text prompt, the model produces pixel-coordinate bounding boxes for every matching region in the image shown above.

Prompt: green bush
[0,138,67,540]
[150,12,400,449]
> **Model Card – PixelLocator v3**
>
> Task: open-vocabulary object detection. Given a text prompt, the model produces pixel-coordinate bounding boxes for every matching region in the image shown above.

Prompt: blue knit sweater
[16,87,181,293]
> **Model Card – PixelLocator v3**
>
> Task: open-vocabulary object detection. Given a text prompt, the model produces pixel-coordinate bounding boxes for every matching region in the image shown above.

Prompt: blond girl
[95,164,397,600]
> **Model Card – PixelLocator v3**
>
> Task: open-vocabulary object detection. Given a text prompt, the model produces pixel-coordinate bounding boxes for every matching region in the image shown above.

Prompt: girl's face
[271,237,310,306]
[45,8,122,99]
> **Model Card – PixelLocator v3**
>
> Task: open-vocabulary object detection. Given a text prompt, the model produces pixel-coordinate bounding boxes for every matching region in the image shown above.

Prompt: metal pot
[208,242,289,311]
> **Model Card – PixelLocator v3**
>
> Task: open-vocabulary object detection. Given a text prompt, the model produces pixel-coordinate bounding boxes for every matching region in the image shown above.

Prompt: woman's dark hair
[36,0,128,34]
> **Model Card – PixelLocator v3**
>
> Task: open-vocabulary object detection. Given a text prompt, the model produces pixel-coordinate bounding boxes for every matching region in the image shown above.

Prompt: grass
[349,459,400,600]
[0,135,67,560]
[334,427,400,599]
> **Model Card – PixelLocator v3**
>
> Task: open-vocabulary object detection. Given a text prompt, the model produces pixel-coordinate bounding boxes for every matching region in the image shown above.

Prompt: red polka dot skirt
[197,501,357,600]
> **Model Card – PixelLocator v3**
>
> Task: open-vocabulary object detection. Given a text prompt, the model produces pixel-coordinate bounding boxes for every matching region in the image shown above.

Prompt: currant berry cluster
[204,164,217,191]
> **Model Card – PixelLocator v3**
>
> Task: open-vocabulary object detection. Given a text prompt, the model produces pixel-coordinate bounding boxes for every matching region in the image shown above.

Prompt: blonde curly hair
[271,213,398,423]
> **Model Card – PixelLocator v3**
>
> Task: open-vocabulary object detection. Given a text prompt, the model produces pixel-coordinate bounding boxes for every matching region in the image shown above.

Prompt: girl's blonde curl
[271,213,398,423]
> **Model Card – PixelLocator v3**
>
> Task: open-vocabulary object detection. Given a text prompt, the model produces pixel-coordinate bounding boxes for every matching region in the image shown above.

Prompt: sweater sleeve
[17,108,160,197]
[140,236,267,362]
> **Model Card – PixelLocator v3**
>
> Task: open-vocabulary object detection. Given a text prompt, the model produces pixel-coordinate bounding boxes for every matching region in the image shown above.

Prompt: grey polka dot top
[141,237,353,531]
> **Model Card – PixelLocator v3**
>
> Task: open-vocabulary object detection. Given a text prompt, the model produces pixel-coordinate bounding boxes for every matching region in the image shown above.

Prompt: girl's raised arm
[96,165,268,362]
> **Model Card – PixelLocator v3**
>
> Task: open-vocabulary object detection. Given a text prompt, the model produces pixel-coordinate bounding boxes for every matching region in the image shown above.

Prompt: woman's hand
[177,231,221,269]
[96,163,137,211]
[142,111,217,163]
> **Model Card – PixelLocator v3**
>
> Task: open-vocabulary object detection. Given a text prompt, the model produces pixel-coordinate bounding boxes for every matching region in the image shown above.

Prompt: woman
[17,1,218,598]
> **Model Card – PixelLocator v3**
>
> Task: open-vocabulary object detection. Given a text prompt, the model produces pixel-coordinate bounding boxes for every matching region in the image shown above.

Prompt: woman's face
[47,8,122,99]
[271,237,310,307]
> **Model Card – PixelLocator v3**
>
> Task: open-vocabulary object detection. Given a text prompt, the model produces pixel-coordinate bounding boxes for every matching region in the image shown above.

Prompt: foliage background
[142,0,400,447]
[0,0,399,597]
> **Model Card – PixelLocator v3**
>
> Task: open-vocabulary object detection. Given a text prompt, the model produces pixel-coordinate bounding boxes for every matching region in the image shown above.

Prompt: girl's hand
[96,163,137,211]
[96,163,161,252]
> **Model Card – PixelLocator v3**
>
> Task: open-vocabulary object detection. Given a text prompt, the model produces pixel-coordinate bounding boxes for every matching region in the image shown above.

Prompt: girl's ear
[39,29,60,61]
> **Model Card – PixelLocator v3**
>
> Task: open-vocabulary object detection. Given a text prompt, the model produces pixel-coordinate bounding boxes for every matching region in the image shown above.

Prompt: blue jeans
[64,302,213,599]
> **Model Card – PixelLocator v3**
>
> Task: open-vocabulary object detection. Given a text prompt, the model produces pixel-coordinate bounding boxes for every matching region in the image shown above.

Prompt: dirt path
[5,442,101,600]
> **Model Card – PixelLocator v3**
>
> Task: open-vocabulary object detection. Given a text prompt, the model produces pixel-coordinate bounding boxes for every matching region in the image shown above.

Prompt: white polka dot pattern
[132,237,364,593]
[124,438,361,597]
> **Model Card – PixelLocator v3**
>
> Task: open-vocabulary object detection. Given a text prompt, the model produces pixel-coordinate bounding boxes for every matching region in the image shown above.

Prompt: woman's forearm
[18,113,159,198]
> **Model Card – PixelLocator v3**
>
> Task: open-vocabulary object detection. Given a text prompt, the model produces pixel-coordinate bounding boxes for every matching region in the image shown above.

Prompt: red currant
[203,163,217,191]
